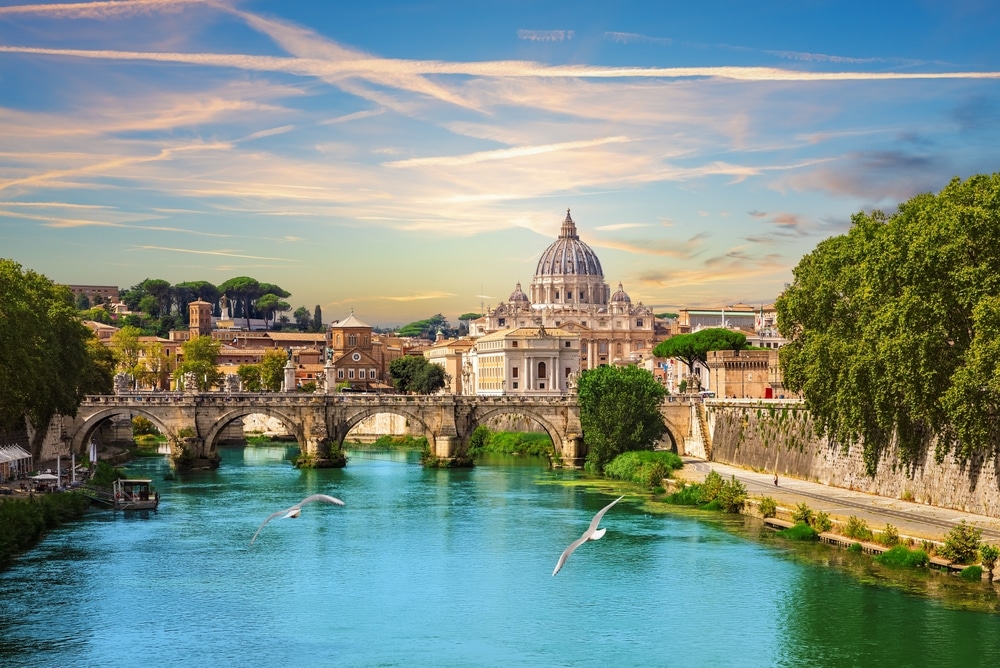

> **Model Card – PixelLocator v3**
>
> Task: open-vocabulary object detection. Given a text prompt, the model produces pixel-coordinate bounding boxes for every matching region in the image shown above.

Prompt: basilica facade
[470,210,657,370]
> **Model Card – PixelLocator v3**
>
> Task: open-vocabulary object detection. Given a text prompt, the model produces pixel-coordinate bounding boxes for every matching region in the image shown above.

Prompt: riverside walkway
[676,457,1000,545]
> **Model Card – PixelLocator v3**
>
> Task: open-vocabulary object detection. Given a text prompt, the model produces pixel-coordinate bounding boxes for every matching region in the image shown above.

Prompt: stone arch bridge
[65,394,700,469]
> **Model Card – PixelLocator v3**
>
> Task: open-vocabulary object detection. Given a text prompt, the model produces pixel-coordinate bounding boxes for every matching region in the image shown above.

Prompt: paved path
[676,457,1000,544]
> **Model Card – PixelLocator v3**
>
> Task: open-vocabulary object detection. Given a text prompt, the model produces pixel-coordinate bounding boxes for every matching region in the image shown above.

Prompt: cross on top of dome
[559,208,579,240]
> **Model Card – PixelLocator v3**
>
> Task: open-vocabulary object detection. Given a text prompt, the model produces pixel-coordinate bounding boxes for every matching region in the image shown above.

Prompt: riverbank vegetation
[467,426,552,457]
[0,492,91,570]
[603,451,682,489]
[664,471,747,513]
[776,173,1000,473]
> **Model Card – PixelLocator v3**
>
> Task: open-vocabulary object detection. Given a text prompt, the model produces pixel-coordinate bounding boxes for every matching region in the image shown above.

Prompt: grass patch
[467,428,553,457]
[368,435,430,449]
[664,483,703,506]
[604,451,683,488]
[960,565,984,581]
[874,545,929,568]
[776,522,819,541]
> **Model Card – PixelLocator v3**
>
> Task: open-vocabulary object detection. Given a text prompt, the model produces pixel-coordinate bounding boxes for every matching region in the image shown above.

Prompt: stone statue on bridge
[224,373,241,394]
[113,373,132,395]
[182,372,200,394]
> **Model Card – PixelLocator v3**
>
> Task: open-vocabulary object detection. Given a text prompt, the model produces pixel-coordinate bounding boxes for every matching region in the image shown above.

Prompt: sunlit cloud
[594,223,651,231]
[384,136,631,168]
[0,0,205,19]
[374,291,457,302]
[604,32,673,46]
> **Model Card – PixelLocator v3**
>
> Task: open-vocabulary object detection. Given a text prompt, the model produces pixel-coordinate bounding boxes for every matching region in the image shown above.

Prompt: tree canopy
[388,355,447,394]
[396,314,452,338]
[175,335,222,391]
[576,364,667,472]
[776,174,1000,474]
[652,328,747,374]
[0,260,102,437]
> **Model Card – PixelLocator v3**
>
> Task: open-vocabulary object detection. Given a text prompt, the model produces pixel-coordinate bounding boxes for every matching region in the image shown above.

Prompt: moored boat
[112,479,159,511]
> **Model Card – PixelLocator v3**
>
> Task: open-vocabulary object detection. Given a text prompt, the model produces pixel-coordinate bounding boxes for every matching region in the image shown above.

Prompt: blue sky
[0,0,998,327]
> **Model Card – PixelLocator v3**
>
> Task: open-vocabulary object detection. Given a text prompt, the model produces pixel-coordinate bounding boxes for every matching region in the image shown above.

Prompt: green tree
[576,364,667,472]
[218,276,262,330]
[137,341,172,390]
[980,544,999,581]
[388,355,447,394]
[652,328,747,375]
[237,364,262,392]
[141,278,173,316]
[397,314,450,338]
[110,325,143,382]
[79,335,115,395]
[312,305,323,332]
[258,293,291,330]
[0,261,95,449]
[259,348,288,392]
[174,280,220,323]
[293,306,312,331]
[138,294,160,318]
[777,174,1000,473]
[175,335,222,391]
[75,292,90,310]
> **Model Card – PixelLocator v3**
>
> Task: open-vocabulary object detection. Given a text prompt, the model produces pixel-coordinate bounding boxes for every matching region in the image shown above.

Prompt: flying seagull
[552,495,625,576]
[250,493,345,545]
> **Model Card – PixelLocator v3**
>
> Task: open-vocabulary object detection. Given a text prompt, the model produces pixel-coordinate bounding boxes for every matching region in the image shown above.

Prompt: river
[1,446,999,667]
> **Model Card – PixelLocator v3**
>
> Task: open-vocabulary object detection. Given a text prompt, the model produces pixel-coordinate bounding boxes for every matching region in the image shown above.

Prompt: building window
[637,319,643,327]
[512,382,518,389]
[564,341,570,347]
[348,334,357,347]
[498,318,506,327]
[565,367,571,377]
[359,369,366,379]
[538,361,546,378]
[512,341,518,348]
[337,369,344,379]
[349,369,355,379]
[580,291,584,299]
[540,383,545,389]
[512,367,519,378]
[555,291,559,300]
[616,343,623,354]
[370,368,377,379]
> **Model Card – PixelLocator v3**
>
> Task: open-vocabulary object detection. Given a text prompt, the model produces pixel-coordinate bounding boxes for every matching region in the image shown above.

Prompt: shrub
[878,524,900,547]
[960,565,984,581]
[468,425,491,453]
[777,522,818,541]
[758,496,777,519]
[901,489,915,502]
[848,542,863,553]
[664,483,702,506]
[604,451,683,488]
[698,470,724,505]
[844,516,873,541]
[791,502,814,526]
[371,435,429,449]
[939,521,983,564]
[811,510,832,533]
[132,416,159,436]
[716,476,747,513]
[90,461,125,487]
[980,544,999,580]
[874,545,929,568]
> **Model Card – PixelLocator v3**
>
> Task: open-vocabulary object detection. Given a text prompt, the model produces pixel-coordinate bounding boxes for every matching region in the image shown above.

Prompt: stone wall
[707,401,1000,518]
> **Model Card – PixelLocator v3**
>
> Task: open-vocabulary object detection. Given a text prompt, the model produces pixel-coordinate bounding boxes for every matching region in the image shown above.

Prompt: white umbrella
[31,473,59,482]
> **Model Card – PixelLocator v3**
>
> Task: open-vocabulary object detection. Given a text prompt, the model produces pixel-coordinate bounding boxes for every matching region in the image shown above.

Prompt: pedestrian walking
[773,473,778,486]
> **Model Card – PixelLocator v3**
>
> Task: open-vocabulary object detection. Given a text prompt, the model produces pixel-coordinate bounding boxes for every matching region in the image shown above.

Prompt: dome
[508,281,530,303]
[534,210,604,278]
[610,282,631,304]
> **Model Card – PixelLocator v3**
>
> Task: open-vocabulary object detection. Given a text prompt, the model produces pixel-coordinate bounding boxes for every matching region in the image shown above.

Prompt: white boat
[112,479,160,511]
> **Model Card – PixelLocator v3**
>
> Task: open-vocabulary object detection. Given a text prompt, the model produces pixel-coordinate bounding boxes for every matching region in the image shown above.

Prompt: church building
[470,210,657,370]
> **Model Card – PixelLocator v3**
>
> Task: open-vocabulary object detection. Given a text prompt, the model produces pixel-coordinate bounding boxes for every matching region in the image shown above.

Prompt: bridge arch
[465,406,565,459]
[659,419,681,454]
[338,406,432,447]
[71,407,173,454]
[202,408,305,452]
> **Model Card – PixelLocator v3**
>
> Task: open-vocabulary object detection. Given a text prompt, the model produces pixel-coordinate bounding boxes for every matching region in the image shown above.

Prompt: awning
[0,444,31,465]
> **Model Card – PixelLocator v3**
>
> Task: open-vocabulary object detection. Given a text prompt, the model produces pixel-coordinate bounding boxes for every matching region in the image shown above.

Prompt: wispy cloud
[384,136,631,168]
[518,29,574,42]
[0,0,204,19]
[594,222,651,231]
[131,245,299,262]
[604,32,673,46]
[374,291,457,302]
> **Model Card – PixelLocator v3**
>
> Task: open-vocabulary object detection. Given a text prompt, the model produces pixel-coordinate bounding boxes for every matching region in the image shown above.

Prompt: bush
[874,545,929,568]
[812,510,832,533]
[370,435,430,449]
[698,470,724,505]
[0,492,91,569]
[878,524,900,547]
[791,502,814,526]
[716,476,747,513]
[843,516,873,541]
[90,461,125,487]
[468,425,491,453]
[664,483,702,506]
[605,451,683,488]
[132,416,159,436]
[980,544,999,578]
[777,522,818,541]
[848,542,863,553]
[939,521,983,564]
[960,565,984,581]
[758,496,778,519]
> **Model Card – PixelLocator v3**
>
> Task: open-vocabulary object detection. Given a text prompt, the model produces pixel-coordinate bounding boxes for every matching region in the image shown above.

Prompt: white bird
[250,493,345,545]
[552,495,625,576]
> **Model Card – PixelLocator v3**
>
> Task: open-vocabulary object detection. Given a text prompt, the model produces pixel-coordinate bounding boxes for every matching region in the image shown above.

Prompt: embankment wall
[707,401,1000,518]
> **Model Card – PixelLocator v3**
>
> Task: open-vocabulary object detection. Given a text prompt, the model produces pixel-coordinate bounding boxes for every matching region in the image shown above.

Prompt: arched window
[538,361,547,378]
[348,333,357,347]
[616,343,623,354]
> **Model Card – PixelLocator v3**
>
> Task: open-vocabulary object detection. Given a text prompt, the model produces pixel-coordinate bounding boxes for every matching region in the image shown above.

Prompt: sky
[0,0,998,327]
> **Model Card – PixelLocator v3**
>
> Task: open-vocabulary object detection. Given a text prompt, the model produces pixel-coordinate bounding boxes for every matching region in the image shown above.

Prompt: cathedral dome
[508,281,530,304]
[533,210,604,278]
[610,282,631,304]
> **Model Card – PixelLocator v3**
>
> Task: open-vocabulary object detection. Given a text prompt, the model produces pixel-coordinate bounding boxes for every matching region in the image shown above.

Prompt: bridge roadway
[67,393,698,469]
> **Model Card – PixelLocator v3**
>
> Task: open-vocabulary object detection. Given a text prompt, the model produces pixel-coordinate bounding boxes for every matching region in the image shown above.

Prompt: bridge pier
[298,437,347,469]
[558,435,586,469]
[171,437,221,471]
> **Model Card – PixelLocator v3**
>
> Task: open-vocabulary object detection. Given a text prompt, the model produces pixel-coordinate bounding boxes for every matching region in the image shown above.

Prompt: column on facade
[526,355,533,391]
[551,355,558,391]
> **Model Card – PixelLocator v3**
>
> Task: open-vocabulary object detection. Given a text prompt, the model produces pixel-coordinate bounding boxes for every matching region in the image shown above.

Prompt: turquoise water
[2,446,1000,667]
